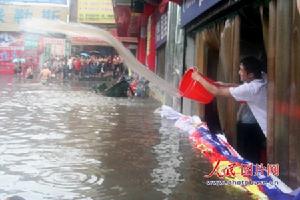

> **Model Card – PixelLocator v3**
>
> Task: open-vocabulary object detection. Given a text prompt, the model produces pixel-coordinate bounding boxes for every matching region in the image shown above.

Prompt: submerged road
[0,75,251,200]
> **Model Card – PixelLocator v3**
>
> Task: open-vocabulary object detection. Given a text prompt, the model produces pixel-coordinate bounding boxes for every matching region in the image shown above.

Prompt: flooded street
[0,75,251,200]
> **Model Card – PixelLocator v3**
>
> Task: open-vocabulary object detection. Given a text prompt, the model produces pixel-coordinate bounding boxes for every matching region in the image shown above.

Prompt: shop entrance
[205,47,222,133]
[238,5,267,163]
[240,5,267,71]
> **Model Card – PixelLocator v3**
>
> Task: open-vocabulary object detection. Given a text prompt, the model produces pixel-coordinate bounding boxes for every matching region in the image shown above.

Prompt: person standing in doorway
[236,102,265,163]
[191,56,267,163]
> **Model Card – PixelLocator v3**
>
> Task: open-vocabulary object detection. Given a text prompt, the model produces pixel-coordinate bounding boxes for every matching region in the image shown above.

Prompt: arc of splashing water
[21,19,180,98]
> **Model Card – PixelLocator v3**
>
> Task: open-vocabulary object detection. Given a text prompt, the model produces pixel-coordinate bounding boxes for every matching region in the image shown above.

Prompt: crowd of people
[13,53,149,98]
[14,58,35,79]
[39,54,125,81]
[67,54,125,79]
[14,54,125,81]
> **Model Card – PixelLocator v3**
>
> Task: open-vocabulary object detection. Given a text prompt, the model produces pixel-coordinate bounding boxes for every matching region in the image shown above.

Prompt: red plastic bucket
[179,67,215,104]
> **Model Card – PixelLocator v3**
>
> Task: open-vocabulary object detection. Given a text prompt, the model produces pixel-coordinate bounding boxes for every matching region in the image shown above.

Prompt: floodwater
[0,75,251,200]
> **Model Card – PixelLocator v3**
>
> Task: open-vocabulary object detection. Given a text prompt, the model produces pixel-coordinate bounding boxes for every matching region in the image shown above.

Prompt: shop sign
[155,12,168,48]
[0,61,14,74]
[114,6,131,36]
[181,0,222,27]
[0,4,68,31]
[0,33,23,47]
[24,34,39,49]
[43,37,65,56]
[0,46,24,61]
[43,37,65,45]
[0,0,67,5]
[127,13,141,37]
[78,0,115,24]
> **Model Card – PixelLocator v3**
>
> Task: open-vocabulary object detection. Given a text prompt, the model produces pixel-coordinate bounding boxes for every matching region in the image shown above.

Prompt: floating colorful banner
[158,105,298,200]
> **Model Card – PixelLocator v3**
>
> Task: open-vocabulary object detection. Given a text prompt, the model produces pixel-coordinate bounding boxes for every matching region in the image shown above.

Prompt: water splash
[21,19,180,98]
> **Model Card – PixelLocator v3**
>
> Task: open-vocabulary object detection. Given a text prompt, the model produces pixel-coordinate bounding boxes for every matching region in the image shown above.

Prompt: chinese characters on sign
[78,0,115,24]
[0,8,4,22]
[0,4,68,31]
[181,0,222,26]
[0,0,67,5]
[42,9,60,20]
[43,37,65,56]
[205,160,280,179]
[14,8,32,23]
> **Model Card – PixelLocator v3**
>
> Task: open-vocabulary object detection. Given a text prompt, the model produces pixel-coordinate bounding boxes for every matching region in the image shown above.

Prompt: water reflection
[151,119,185,196]
[0,75,251,200]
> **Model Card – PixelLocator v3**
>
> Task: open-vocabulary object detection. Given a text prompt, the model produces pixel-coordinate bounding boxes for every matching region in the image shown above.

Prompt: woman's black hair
[240,56,263,79]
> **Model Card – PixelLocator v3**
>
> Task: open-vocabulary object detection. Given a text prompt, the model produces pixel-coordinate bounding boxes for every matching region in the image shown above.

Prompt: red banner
[0,47,24,62]
[0,61,14,74]
[114,6,131,37]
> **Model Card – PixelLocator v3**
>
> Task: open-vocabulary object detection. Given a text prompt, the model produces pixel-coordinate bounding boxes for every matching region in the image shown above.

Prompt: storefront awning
[70,36,137,46]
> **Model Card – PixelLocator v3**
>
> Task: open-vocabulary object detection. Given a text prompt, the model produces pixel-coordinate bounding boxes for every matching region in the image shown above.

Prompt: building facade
[0,0,69,74]
[113,0,300,189]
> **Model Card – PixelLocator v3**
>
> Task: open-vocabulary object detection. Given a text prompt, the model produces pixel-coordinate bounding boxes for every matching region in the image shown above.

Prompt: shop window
[156,44,166,78]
